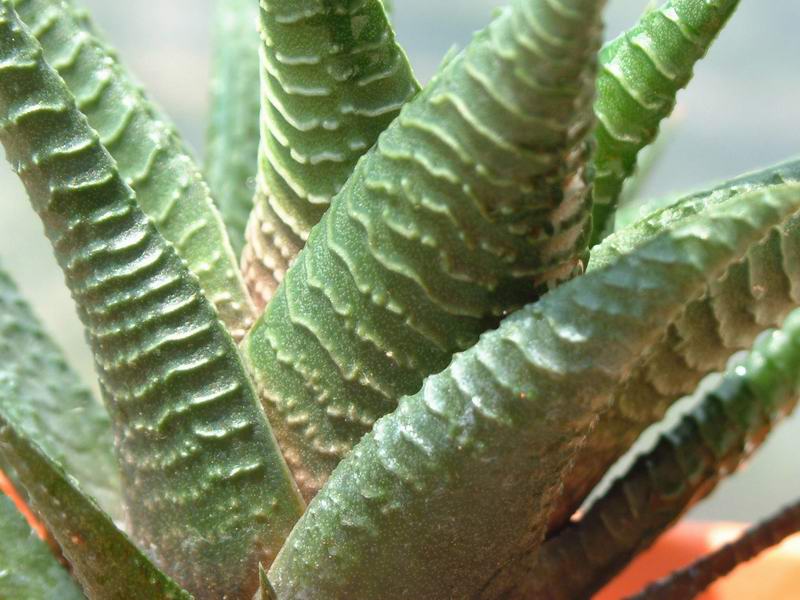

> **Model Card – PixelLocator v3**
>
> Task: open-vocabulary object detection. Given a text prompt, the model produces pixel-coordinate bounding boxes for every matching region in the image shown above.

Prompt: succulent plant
[0,0,798,598]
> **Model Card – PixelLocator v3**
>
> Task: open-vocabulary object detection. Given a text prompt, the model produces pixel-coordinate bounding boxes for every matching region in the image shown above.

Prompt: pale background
[0,0,798,522]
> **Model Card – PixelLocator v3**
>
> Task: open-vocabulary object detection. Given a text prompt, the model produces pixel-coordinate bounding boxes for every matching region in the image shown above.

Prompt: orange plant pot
[595,520,800,599]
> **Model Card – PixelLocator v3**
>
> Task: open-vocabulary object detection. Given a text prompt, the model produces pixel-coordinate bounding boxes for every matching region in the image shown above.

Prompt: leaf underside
[548,160,800,533]
[502,307,800,599]
[268,183,800,600]
[244,0,604,500]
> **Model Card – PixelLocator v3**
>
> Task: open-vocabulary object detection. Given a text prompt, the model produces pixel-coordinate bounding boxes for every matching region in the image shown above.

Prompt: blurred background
[0,0,797,522]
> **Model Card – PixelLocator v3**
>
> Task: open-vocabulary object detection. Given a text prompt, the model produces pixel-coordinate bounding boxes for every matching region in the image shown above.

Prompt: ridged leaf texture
[0,7,303,598]
[0,494,84,599]
[243,0,604,499]
[267,183,800,600]
[0,264,121,521]
[549,161,800,532]
[497,308,800,599]
[10,0,257,339]
[205,0,261,255]
[240,0,420,308]
[590,0,740,244]
[0,410,193,599]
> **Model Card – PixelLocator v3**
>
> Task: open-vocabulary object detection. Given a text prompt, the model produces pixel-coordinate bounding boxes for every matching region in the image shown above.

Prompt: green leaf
[0,264,121,521]
[589,0,740,245]
[241,0,420,308]
[547,160,800,533]
[243,0,604,500]
[205,0,261,255]
[267,183,800,600]
[0,494,84,600]
[0,6,303,598]
[0,411,192,599]
[11,0,257,339]
[509,308,800,599]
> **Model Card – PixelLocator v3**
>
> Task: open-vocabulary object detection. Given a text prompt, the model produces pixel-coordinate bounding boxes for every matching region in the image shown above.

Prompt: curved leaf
[11,0,256,339]
[241,0,420,308]
[0,411,192,599]
[0,7,303,598]
[550,160,800,531]
[0,494,84,600]
[268,183,800,600]
[590,0,740,245]
[499,308,800,599]
[0,264,121,521]
[205,0,261,255]
[244,0,605,499]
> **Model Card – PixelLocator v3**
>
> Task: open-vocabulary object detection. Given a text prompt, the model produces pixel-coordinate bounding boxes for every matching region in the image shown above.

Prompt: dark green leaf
[0,6,304,598]
[0,494,84,600]
[244,0,604,500]
[12,0,257,339]
[268,183,800,600]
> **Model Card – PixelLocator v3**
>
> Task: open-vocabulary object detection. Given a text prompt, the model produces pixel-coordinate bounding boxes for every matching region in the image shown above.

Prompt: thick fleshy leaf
[241,0,420,308]
[0,264,121,521]
[549,160,800,532]
[205,0,261,255]
[589,0,740,245]
[268,183,800,600]
[244,0,605,500]
[0,494,84,599]
[11,0,256,339]
[500,308,800,599]
[0,411,192,599]
[0,7,304,599]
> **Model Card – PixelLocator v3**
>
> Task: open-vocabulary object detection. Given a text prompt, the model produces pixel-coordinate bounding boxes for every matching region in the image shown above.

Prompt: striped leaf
[11,0,256,339]
[205,0,261,255]
[549,159,800,532]
[0,6,304,598]
[509,309,800,599]
[241,0,420,308]
[0,264,121,521]
[268,182,800,600]
[0,494,84,599]
[589,0,740,245]
[243,0,605,500]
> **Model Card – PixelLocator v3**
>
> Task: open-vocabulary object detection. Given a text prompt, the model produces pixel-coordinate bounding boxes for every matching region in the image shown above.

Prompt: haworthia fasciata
[11,0,257,339]
[268,183,800,600]
[244,0,605,499]
[0,6,303,598]
[590,0,740,245]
